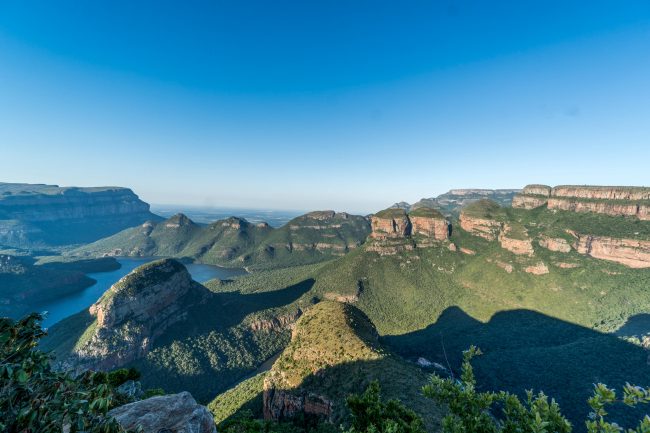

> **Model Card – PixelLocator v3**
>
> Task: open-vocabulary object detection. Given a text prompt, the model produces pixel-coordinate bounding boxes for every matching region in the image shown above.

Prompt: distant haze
[1,2,649,214]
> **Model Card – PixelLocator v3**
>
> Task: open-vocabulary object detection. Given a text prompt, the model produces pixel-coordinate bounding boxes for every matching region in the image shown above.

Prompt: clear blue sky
[1,1,649,213]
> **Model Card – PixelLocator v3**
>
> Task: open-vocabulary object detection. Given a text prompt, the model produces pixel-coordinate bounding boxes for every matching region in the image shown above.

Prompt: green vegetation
[460,199,507,220]
[209,372,268,424]
[375,208,408,219]
[425,346,650,433]
[0,313,130,433]
[41,200,650,431]
[71,211,370,271]
[408,208,445,219]
[345,382,425,433]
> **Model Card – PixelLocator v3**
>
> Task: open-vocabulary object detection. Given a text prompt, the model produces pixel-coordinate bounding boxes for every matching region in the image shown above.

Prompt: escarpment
[459,191,650,269]
[72,259,206,369]
[368,207,450,254]
[569,231,650,269]
[0,182,159,247]
[513,184,650,220]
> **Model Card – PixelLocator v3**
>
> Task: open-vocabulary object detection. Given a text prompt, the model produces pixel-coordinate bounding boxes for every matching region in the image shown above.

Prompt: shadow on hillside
[160,278,316,338]
[616,313,650,338]
[383,306,650,430]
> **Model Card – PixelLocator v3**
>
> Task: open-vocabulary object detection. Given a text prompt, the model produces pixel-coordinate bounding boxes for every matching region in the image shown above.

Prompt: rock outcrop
[368,208,449,255]
[538,236,572,253]
[498,224,534,256]
[525,262,549,275]
[512,184,650,220]
[0,182,159,247]
[108,391,216,433]
[73,259,205,369]
[570,232,650,268]
[370,208,411,239]
[458,200,504,241]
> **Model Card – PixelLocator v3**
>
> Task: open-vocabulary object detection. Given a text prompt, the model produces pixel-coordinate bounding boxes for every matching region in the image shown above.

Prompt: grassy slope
[244,301,444,430]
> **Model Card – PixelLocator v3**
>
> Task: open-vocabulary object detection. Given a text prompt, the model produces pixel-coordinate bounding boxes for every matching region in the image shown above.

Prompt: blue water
[39,258,247,327]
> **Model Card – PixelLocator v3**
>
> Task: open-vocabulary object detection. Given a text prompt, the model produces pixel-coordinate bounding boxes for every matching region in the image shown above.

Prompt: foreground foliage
[345,381,425,433]
[0,313,129,433]
[424,346,650,433]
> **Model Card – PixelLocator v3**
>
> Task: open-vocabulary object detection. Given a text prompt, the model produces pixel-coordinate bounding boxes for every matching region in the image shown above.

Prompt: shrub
[424,346,650,433]
[0,313,130,433]
[345,381,426,433]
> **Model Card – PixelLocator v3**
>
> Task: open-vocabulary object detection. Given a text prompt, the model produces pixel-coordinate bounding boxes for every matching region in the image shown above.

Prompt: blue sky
[1,1,649,213]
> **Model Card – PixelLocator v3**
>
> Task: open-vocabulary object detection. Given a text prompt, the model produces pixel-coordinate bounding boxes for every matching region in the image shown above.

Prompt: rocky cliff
[72,259,205,370]
[368,207,449,255]
[0,182,159,247]
[569,231,650,269]
[458,199,504,241]
[512,184,650,220]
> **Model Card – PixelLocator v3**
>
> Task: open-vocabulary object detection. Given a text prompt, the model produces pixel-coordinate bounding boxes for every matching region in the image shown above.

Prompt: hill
[72,210,371,270]
[213,301,444,430]
[0,182,160,248]
[0,251,120,318]
[392,188,520,218]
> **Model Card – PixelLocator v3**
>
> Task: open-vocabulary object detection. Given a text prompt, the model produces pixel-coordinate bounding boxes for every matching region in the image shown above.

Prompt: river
[39,257,247,327]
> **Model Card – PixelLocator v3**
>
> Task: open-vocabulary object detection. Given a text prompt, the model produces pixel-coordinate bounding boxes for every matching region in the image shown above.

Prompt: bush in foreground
[0,313,130,433]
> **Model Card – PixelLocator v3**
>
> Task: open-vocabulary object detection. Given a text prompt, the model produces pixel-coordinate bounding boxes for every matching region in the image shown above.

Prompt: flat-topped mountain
[0,182,160,247]
[513,184,650,220]
[367,207,450,255]
[73,210,371,270]
[392,188,520,217]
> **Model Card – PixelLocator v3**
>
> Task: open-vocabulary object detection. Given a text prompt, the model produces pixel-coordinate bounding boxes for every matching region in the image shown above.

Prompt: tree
[0,313,131,433]
[345,381,426,433]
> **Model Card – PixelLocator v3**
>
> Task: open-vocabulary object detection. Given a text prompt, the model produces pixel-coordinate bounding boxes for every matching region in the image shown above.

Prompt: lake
[39,257,247,327]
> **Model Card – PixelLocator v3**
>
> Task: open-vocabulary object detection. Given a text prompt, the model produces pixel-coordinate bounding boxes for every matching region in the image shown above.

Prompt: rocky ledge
[108,391,216,433]
[73,259,205,369]
[512,184,650,220]
[569,231,650,269]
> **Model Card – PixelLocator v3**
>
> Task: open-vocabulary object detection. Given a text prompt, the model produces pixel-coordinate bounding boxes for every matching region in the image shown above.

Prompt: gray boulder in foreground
[108,391,217,433]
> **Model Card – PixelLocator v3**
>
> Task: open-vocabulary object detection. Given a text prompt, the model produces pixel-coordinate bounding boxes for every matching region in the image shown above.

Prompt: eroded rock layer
[512,185,650,220]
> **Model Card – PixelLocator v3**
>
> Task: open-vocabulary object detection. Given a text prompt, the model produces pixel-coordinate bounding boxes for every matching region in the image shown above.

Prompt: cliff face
[498,224,534,256]
[73,259,204,369]
[368,208,449,255]
[512,184,650,220]
[459,214,502,241]
[0,183,159,246]
[570,232,650,269]
[370,209,411,239]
